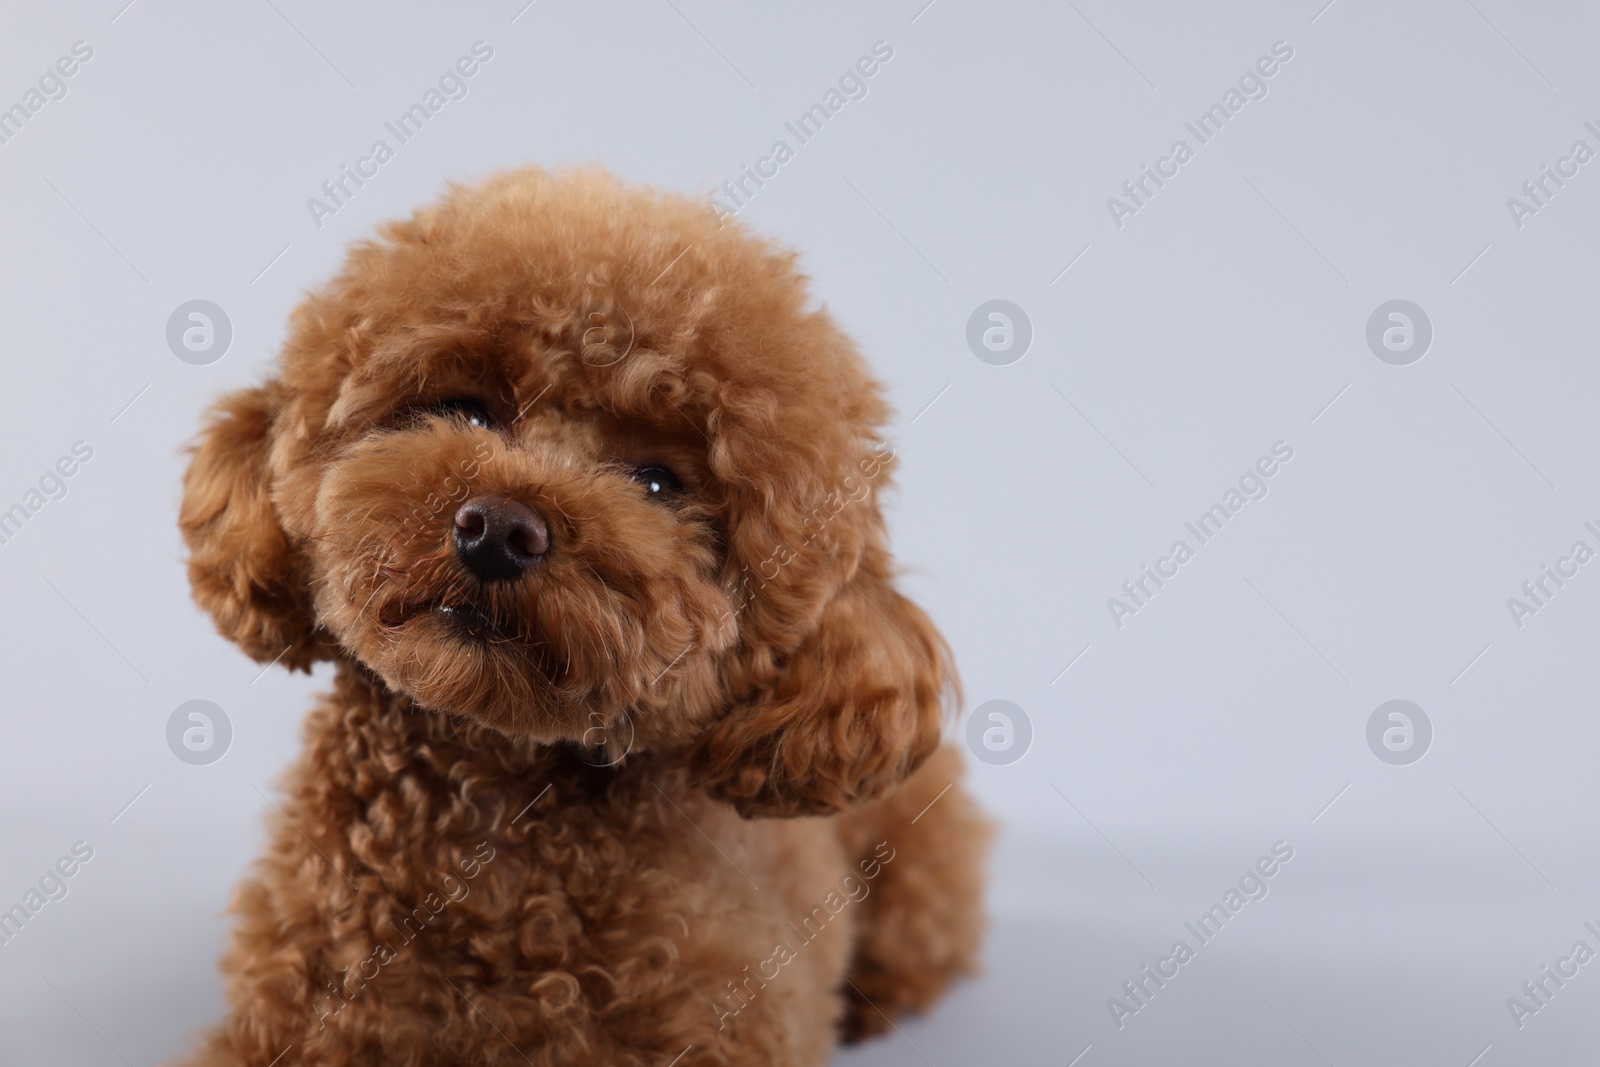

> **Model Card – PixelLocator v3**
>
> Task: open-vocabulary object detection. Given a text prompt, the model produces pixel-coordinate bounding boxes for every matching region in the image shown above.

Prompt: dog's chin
[351,603,595,742]
[317,546,737,750]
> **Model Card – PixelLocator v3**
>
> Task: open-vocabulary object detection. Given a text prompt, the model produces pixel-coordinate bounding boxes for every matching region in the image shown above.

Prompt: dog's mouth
[337,536,729,739]
[379,595,525,645]
[433,602,500,640]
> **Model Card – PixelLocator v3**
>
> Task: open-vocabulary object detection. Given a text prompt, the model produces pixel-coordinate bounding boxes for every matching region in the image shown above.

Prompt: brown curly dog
[175,166,989,1067]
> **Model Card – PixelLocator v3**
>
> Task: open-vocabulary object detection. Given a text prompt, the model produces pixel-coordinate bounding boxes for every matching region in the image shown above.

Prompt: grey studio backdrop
[1,1,1597,1064]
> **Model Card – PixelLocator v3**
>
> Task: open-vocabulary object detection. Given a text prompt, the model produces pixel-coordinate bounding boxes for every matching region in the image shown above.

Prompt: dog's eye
[433,398,494,429]
[631,466,682,498]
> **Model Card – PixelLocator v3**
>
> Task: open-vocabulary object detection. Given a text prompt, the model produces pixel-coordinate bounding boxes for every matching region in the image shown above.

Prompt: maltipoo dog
[176,166,988,1066]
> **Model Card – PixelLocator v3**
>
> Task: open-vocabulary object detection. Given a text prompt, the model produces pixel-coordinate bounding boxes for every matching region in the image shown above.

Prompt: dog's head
[180,168,952,816]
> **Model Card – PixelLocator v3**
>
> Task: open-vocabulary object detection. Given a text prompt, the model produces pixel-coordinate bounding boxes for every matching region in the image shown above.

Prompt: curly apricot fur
[174,166,990,1067]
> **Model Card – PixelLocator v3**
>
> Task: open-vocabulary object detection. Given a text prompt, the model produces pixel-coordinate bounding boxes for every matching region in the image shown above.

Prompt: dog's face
[305,336,739,747]
[180,168,950,815]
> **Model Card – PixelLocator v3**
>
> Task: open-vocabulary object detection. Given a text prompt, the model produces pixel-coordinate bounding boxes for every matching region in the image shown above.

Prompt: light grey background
[2,1,1597,1064]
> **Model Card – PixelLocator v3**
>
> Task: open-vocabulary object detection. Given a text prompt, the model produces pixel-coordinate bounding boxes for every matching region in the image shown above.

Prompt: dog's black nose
[452,497,549,581]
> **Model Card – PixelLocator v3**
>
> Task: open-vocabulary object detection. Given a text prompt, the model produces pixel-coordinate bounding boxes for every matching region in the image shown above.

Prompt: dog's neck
[310,658,648,805]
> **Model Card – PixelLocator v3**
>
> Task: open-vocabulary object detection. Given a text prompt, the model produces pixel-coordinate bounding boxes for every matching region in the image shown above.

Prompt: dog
[175,166,989,1066]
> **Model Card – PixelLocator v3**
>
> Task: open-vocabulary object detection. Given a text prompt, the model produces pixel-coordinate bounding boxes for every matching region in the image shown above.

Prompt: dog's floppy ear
[692,542,952,818]
[179,386,325,670]
[682,313,956,817]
